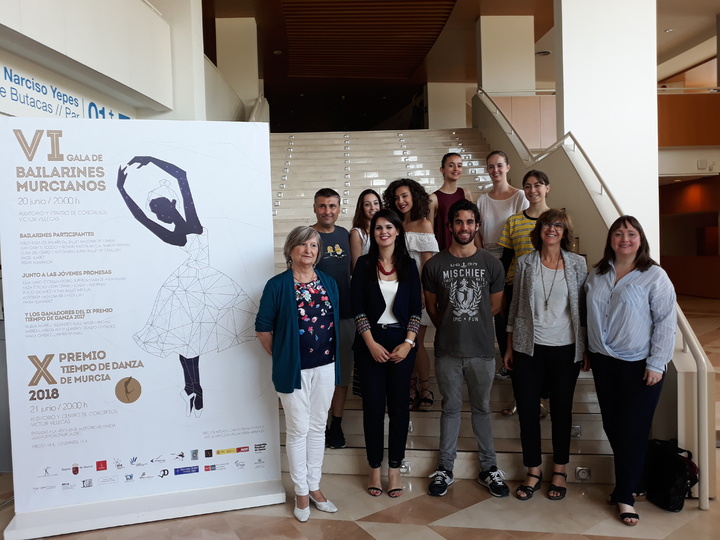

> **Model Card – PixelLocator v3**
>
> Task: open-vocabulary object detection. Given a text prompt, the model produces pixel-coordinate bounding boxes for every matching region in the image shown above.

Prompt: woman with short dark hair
[504,209,587,502]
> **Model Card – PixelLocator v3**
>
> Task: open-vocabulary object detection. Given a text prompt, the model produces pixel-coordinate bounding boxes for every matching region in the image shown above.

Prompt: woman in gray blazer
[503,209,588,501]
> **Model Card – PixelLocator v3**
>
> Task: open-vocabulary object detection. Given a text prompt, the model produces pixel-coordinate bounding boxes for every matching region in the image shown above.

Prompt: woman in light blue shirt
[585,216,676,527]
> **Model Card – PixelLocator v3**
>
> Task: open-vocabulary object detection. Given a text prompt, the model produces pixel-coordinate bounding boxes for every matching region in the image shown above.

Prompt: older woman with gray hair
[256,226,341,522]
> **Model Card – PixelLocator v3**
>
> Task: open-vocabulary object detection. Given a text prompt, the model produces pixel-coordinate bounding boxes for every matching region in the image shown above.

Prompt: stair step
[279,435,615,483]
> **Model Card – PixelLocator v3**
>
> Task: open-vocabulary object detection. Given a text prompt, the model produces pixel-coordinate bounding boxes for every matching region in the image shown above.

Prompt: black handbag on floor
[644,438,699,512]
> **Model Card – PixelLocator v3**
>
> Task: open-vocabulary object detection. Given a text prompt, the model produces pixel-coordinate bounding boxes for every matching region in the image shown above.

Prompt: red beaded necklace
[377,260,396,276]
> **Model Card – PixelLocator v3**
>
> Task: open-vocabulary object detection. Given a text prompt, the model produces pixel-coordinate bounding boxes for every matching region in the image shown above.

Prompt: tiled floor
[1,295,718,540]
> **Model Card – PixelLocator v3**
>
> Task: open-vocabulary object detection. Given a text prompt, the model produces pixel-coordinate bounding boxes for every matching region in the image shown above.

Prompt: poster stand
[5,480,285,539]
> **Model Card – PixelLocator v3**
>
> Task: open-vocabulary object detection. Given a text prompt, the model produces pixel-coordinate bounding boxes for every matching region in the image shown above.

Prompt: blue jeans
[435,354,496,471]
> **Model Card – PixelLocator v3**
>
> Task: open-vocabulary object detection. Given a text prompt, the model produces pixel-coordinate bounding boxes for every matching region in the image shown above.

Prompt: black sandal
[417,378,434,408]
[548,471,567,500]
[515,472,542,500]
[409,376,419,407]
[617,504,639,526]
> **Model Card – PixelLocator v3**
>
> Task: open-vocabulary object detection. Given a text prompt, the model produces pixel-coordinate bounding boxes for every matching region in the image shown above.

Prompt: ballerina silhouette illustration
[117,156,256,417]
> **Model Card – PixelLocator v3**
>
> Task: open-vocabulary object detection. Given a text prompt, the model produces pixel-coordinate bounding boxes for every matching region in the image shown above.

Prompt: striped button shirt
[498,211,538,284]
[585,262,676,373]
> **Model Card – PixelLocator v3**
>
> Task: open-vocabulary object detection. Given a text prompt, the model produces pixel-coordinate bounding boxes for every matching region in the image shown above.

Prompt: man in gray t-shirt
[311,188,353,449]
[422,199,509,498]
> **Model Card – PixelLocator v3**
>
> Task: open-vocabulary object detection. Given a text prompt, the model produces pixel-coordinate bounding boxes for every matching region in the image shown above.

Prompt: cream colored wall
[477,16,535,93]
[493,96,557,150]
[426,82,473,129]
[216,18,260,115]
[142,0,207,120]
[204,59,245,121]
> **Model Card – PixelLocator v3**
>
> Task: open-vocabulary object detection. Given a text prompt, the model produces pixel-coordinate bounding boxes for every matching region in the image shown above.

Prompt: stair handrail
[677,308,711,509]
[248,93,267,123]
[476,86,712,510]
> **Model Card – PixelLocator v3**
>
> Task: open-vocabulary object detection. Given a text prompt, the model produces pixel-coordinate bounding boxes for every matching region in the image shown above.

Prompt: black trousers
[511,343,580,467]
[590,352,664,506]
[355,325,416,469]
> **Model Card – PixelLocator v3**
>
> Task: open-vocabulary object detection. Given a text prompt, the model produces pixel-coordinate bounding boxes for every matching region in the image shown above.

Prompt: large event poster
[0,118,279,515]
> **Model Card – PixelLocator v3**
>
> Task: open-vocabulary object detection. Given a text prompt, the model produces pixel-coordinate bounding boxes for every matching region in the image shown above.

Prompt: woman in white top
[350,189,382,271]
[384,178,439,408]
[351,209,421,498]
[476,150,529,256]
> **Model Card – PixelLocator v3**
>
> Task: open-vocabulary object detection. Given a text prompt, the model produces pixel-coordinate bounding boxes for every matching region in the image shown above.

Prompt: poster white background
[0,118,278,514]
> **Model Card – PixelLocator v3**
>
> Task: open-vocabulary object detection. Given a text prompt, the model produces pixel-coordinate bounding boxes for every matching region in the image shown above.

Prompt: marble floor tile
[1,298,719,540]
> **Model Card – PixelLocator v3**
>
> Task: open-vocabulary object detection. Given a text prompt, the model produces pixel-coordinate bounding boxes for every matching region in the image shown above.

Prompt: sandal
[617,504,639,526]
[548,471,567,500]
[367,486,383,497]
[388,487,403,498]
[515,472,542,500]
[409,376,419,407]
[501,400,517,416]
[417,378,434,408]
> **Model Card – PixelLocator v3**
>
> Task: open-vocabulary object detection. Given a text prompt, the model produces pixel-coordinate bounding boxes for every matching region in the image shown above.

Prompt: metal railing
[476,87,713,509]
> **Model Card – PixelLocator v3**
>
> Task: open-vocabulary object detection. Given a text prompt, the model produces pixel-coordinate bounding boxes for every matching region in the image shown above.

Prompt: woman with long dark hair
[351,208,422,498]
[349,189,382,271]
[384,178,438,408]
[585,215,676,526]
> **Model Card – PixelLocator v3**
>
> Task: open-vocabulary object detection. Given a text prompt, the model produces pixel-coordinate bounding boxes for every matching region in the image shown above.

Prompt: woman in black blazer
[351,209,422,499]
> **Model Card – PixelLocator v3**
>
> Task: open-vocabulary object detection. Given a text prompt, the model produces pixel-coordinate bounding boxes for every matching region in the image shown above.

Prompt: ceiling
[214,0,719,132]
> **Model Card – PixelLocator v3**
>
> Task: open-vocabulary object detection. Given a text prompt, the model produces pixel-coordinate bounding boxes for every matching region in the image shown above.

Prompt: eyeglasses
[541,222,565,230]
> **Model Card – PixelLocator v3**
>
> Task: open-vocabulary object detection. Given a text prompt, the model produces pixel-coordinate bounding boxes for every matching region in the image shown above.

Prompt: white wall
[659,147,720,177]
[204,58,245,121]
[216,18,260,114]
[0,0,172,109]
[555,0,659,252]
[141,0,206,120]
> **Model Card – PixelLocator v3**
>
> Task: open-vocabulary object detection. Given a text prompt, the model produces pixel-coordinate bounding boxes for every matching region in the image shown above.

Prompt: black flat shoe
[548,472,567,500]
[515,472,542,501]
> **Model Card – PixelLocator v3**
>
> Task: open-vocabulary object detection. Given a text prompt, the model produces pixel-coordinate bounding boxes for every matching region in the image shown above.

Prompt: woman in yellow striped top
[495,170,552,389]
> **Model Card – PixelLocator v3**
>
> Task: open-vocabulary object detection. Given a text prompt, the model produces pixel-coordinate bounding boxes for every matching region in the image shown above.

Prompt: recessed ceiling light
[664,28,674,33]
[673,178,683,182]
[536,50,551,56]
[273,50,283,55]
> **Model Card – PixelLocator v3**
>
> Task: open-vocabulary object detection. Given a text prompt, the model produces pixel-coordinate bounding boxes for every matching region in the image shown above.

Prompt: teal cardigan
[255,268,341,393]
